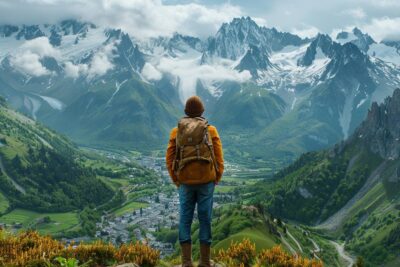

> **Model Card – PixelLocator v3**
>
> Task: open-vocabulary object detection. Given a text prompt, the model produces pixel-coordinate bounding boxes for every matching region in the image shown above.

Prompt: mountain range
[0,17,400,171]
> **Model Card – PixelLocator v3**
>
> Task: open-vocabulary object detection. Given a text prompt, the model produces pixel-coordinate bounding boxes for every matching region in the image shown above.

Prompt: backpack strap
[205,127,219,173]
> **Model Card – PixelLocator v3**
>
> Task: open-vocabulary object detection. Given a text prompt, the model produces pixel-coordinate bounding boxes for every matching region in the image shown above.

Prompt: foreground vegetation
[0,229,159,267]
[0,229,323,267]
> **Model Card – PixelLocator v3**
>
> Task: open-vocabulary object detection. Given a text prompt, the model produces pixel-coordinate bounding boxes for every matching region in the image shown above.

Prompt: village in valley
[91,151,242,257]
[95,191,179,257]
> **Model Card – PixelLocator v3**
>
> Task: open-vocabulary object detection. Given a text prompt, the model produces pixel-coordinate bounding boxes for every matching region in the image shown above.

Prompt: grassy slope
[0,209,79,235]
[213,226,277,253]
[114,202,149,217]
[0,191,9,214]
[48,78,180,152]
[343,178,400,266]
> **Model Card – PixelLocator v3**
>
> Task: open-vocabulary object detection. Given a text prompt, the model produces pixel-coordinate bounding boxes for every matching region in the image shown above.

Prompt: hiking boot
[198,243,212,267]
[181,243,193,267]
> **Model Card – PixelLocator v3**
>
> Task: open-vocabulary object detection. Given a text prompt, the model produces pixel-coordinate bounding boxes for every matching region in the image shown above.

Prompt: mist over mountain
[0,16,399,171]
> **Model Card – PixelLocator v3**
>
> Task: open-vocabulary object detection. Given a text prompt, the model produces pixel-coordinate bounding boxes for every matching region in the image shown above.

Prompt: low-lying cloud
[10,37,60,76]
[150,56,251,102]
[64,42,115,79]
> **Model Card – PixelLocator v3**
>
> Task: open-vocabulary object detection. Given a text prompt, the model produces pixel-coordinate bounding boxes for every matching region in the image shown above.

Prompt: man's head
[185,96,204,117]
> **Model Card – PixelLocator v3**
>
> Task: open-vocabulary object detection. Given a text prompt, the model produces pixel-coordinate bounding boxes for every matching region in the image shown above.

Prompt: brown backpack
[173,117,219,175]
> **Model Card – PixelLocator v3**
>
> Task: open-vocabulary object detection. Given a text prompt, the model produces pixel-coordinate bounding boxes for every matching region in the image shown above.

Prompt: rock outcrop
[354,88,400,159]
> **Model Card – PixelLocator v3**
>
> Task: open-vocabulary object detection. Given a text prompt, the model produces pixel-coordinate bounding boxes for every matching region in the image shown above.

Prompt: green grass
[0,136,27,160]
[127,188,157,200]
[0,191,9,213]
[114,201,149,216]
[213,227,278,253]
[221,176,262,184]
[215,185,235,193]
[0,209,79,235]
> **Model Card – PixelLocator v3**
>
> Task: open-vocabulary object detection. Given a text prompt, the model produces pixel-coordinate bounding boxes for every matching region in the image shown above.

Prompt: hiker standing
[166,96,224,267]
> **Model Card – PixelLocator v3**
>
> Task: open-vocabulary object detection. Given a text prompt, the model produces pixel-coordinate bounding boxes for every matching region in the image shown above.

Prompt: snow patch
[23,96,41,120]
[368,43,400,65]
[339,85,357,139]
[291,97,297,110]
[356,98,367,109]
[38,95,65,110]
[107,79,128,106]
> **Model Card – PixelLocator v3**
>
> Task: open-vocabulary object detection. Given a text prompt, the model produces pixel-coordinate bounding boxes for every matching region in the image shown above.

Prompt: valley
[0,13,400,267]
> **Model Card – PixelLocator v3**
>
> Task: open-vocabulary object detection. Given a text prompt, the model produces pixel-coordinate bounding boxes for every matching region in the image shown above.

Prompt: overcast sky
[0,0,399,41]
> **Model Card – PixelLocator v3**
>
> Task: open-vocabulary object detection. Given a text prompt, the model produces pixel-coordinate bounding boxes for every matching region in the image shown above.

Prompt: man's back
[166,124,224,185]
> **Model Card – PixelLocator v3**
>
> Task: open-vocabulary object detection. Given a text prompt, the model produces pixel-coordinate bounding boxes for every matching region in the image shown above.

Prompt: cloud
[87,43,115,78]
[341,7,366,19]
[10,52,50,76]
[0,0,244,40]
[366,0,400,8]
[9,37,60,76]
[155,56,251,102]
[64,61,88,78]
[20,36,61,58]
[292,26,320,38]
[141,63,162,81]
[64,42,115,78]
[362,17,400,41]
[1,0,400,44]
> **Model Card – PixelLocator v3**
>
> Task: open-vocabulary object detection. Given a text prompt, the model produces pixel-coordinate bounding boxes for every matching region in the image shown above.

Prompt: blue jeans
[178,182,215,245]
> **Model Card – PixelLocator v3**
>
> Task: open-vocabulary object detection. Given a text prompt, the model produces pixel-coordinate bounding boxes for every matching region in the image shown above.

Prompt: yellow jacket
[166,125,224,185]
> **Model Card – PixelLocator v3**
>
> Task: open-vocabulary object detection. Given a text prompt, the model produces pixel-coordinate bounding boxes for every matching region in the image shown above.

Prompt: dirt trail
[0,155,25,194]
[317,161,387,231]
[330,241,355,267]
[287,229,303,253]
[308,237,321,260]
[280,232,297,255]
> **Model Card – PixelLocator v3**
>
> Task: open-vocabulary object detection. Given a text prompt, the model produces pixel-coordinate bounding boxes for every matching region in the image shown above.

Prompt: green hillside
[245,90,400,266]
[0,98,164,237]
[0,98,114,212]
[43,77,180,152]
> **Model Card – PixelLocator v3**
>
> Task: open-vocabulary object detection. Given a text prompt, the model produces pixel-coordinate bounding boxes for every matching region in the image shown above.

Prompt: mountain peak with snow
[235,45,273,78]
[336,27,375,52]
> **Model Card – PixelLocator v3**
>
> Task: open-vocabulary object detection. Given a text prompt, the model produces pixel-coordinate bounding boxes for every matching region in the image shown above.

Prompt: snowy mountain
[335,27,400,65]
[0,17,399,170]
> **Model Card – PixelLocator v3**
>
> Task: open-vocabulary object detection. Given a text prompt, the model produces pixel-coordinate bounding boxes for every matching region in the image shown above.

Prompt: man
[166,96,224,267]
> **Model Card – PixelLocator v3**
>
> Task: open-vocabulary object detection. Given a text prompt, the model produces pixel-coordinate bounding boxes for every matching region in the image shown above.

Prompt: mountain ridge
[0,17,399,171]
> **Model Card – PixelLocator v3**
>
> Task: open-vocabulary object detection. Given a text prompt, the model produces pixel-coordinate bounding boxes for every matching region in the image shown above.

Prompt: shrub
[257,245,322,267]
[215,239,256,267]
[0,229,159,267]
[63,241,116,266]
[0,230,63,266]
[115,242,160,267]
[214,239,322,267]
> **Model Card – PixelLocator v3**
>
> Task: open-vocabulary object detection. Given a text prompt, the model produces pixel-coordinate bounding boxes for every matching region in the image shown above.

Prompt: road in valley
[331,241,355,267]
